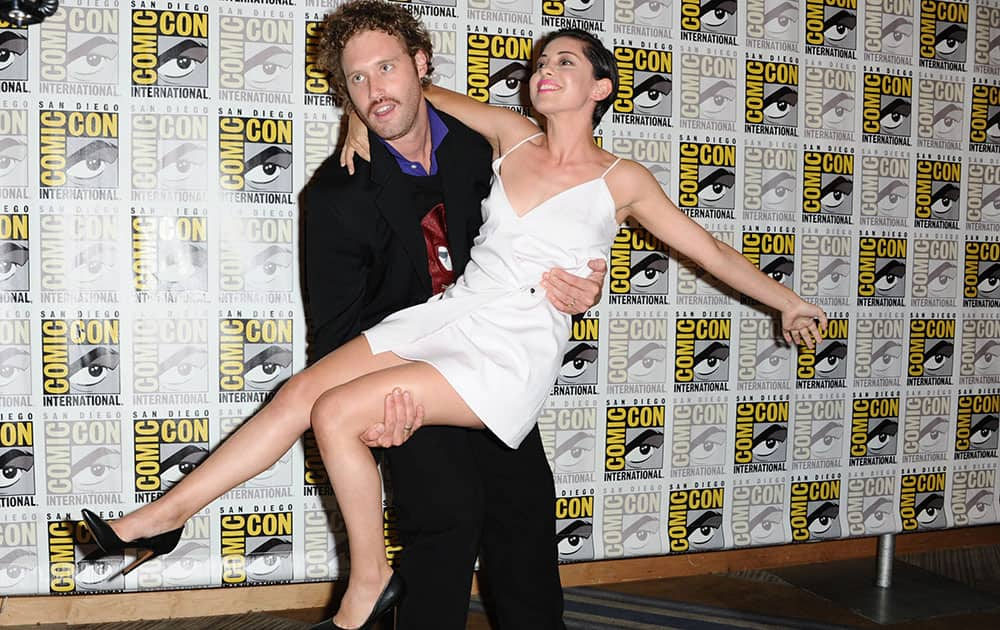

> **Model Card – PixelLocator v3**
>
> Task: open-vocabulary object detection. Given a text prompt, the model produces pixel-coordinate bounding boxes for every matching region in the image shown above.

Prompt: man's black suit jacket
[302,109,492,359]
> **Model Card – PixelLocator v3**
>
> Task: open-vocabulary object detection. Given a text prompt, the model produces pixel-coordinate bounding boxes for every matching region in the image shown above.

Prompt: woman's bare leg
[309,360,484,627]
[110,337,403,542]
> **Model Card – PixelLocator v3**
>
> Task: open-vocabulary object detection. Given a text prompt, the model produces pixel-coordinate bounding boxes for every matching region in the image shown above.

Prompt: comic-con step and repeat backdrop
[0,0,999,596]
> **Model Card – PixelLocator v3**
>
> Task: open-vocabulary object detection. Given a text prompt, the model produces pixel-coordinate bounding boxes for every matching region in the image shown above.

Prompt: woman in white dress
[84,27,827,630]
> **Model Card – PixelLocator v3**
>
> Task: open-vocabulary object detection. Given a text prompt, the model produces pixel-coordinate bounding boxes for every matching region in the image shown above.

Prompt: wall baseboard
[3,526,997,627]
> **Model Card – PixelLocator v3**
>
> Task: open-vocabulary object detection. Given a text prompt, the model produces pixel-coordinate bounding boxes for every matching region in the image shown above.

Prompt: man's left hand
[542,258,607,315]
[360,388,424,448]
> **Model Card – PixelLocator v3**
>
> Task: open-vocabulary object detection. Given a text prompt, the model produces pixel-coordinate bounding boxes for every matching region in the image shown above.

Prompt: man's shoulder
[437,109,491,155]
[306,152,367,191]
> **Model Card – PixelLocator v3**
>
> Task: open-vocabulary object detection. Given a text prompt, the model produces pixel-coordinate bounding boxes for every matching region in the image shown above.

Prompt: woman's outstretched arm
[422,84,540,156]
[612,161,828,347]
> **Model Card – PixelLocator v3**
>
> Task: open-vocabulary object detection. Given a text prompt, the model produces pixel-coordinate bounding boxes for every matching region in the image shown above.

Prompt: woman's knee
[310,387,351,434]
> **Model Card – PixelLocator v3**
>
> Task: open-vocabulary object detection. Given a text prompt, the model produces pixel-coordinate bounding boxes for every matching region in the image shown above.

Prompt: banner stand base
[774,556,998,625]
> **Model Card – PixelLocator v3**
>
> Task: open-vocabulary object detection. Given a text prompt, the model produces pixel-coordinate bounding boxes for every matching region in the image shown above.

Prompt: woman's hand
[339,110,371,175]
[781,300,828,349]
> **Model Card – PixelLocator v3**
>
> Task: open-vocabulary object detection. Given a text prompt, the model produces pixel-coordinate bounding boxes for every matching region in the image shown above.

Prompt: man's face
[341,30,426,142]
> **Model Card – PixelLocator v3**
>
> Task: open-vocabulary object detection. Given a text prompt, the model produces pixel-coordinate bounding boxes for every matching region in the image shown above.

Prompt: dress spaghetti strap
[601,157,622,179]
[496,131,545,165]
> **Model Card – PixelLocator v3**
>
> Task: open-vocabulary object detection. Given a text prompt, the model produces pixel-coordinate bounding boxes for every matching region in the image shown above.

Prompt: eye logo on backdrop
[746,0,800,50]
[604,401,666,481]
[854,314,905,388]
[745,55,799,134]
[0,19,29,89]
[902,391,951,460]
[612,0,673,38]
[962,237,1000,307]
[41,316,121,407]
[680,0,738,45]
[606,315,668,395]
[537,401,599,482]
[955,391,999,460]
[802,146,854,224]
[850,394,900,465]
[969,81,1000,152]
[918,0,969,71]
[863,0,915,62]
[802,61,857,142]
[0,418,35,503]
[900,469,948,530]
[861,68,913,145]
[602,488,662,558]
[0,519,37,594]
[132,317,210,405]
[0,103,28,195]
[613,41,673,126]
[804,0,858,58]
[845,472,897,535]
[914,154,961,229]
[678,48,738,131]
[674,314,730,392]
[743,141,798,223]
[973,1,1000,72]
[556,494,595,562]
[0,210,29,296]
[859,150,911,226]
[733,397,790,473]
[554,316,600,394]
[131,109,209,202]
[221,512,294,586]
[133,416,209,501]
[677,139,737,219]
[731,478,787,546]
[39,211,118,301]
[612,131,670,190]
[797,316,849,388]
[38,109,120,198]
[911,236,959,305]
[671,398,728,474]
[967,158,1000,228]
[44,415,123,502]
[218,113,294,204]
[799,230,853,304]
[917,73,963,149]
[426,21,458,90]
[668,484,726,552]
[0,317,31,405]
[608,224,670,304]
[132,214,209,300]
[741,227,796,296]
[131,7,209,98]
[466,30,533,113]
[218,315,293,404]
[542,0,606,29]
[791,395,846,469]
[39,5,119,96]
[857,232,907,306]
[737,315,793,390]
[220,216,294,297]
[960,316,1000,384]
[219,12,293,103]
[951,466,998,527]
[906,315,956,388]
[789,476,842,541]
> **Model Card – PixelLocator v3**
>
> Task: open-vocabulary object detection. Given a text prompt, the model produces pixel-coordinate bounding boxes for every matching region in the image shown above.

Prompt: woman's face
[529,36,605,121]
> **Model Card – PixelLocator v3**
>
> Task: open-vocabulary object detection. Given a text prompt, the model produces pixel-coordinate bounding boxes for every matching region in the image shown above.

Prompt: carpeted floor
[7,545,1000,629]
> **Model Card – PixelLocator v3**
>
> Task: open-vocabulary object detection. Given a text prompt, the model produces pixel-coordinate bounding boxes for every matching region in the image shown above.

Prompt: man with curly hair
[301,1,604,627]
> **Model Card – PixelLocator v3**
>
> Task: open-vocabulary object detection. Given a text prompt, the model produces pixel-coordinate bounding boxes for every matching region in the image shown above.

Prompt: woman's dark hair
[536,28,618,128]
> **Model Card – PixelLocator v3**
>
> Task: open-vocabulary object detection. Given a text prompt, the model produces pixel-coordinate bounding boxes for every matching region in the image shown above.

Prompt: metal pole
[875,533,895,589]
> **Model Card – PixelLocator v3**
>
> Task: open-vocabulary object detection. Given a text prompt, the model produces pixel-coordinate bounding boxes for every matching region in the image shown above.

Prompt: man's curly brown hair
[317,0,434,107]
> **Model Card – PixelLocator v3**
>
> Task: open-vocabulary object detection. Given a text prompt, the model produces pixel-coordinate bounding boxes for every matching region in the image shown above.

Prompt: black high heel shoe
[80,509,184,577]
[310,572,405,630]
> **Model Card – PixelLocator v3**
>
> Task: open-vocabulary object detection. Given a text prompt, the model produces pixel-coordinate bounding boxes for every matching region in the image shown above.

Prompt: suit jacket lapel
[369,133,433,295]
